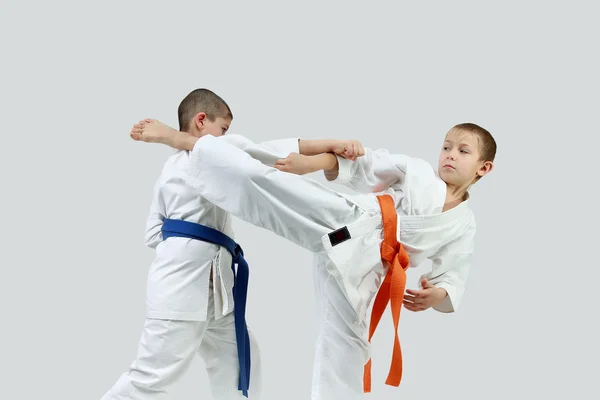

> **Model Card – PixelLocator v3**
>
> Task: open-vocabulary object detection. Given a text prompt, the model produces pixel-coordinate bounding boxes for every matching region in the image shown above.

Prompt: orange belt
[363,194,410,392]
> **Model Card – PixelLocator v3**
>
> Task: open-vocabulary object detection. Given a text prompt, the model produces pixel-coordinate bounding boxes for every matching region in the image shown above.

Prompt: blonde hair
[450,123,496,162]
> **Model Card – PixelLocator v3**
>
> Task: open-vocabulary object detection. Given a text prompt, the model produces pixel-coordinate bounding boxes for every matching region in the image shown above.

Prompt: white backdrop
[1,1,598,399]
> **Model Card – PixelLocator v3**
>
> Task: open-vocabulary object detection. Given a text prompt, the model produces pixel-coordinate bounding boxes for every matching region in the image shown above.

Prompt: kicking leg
[132,121,366,252]
[187,134,364,251]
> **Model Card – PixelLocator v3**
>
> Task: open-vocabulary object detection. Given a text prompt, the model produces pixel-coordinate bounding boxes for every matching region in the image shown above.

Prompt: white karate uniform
[101,135,300,400]
[182,134,477,400]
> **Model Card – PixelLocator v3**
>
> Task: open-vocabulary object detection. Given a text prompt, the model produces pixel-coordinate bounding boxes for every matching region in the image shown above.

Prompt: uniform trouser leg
[310,253,383,400]
[100,318,208,400]
[101,283,259,399]
[188,135,365,252]
[200,313,262,399]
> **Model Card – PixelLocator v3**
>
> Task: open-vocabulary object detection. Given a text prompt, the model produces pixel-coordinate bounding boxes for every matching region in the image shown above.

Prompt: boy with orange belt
[130,120,496,399]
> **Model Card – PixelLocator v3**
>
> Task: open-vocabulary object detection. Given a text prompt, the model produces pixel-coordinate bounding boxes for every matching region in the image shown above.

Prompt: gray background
[1,1,598,399]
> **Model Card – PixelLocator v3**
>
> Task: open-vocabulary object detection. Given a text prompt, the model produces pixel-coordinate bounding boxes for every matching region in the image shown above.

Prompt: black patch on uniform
[328,226,351,247]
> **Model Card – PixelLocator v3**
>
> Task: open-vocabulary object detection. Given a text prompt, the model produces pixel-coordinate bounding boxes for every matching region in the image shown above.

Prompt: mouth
[443,164,455,169]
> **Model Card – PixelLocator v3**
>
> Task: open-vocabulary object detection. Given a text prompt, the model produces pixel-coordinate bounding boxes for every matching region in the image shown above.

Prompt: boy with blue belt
[102,88,302,399]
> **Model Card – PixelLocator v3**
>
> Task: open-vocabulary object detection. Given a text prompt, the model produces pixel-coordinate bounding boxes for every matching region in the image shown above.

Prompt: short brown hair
[178,89,233,132]
[451,122,497,162]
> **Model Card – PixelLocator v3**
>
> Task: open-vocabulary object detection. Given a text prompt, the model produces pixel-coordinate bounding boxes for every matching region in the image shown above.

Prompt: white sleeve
[217,134,299,167]
[419,227,476,313]
[144,181,165,249]
[327,147,411,193]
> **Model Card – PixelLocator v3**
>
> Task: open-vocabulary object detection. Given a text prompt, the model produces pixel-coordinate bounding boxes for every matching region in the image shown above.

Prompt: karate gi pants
[101,281,262,400]
[187,136,386,400]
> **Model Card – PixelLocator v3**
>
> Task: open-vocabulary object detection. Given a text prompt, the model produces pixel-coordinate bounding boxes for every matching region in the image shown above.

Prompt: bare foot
[129,119,180,145]
[129,119,150,141]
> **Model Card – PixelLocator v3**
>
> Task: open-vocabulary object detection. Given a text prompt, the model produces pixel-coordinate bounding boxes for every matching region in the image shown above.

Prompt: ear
[477,160,494,178]
[193,112,207,131]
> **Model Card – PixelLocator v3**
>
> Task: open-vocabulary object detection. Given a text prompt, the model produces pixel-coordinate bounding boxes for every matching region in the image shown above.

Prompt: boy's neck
[443,184,469,212]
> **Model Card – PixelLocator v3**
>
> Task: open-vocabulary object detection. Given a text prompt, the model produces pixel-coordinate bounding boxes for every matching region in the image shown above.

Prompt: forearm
[423,250,473,313]
[144,189,165,249]
[291,153,339,175]
[310,153,338,173]
[298,139,336,156]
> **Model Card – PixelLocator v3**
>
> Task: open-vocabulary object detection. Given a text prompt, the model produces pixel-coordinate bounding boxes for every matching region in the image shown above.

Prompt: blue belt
[162,218,251,397]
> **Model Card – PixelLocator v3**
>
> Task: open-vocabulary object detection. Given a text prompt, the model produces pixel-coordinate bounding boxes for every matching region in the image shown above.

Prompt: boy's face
[193,113,231,137]
[437,129,490,186]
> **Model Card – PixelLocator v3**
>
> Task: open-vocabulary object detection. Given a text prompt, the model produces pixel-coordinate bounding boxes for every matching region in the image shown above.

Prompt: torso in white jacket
[323,148,477,316]
[143,135,300,321]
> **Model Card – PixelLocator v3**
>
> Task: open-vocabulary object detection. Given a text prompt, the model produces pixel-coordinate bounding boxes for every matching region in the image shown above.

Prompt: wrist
[436,287,448,301]
[325,140,337,153]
